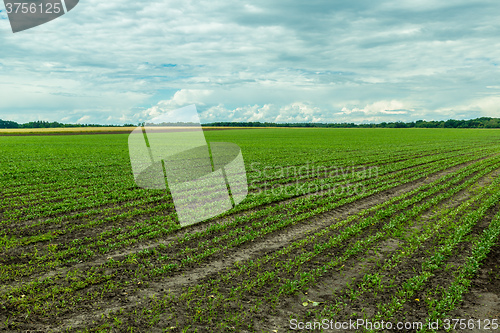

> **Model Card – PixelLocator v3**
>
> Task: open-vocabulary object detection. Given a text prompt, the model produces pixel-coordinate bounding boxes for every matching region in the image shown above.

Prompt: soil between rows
[2,153,500,333]
[1,151,474,289]
[35,156,500,332]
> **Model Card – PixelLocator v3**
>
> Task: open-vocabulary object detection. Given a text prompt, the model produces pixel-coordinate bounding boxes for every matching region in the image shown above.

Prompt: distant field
[1,128,500,332]
[0,127,136,134]
[0,126,261,135]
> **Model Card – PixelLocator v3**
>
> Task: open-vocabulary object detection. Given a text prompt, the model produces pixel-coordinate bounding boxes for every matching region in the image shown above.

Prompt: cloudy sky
[1,0,500,124]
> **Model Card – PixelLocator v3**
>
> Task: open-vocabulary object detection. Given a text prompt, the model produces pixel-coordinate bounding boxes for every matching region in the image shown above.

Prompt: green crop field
[1,128,500,332]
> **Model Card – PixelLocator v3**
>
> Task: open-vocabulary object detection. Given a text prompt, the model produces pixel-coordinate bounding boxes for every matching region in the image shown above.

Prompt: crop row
[64,154,500,331]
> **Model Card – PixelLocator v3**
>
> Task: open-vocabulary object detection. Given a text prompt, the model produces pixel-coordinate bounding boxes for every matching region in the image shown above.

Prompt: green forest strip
[3,117,500,129]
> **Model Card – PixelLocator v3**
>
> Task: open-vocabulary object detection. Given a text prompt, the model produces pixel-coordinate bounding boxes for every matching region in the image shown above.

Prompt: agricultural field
[0,127,247,135]
[0,127,136,135]
[1,128,500,332]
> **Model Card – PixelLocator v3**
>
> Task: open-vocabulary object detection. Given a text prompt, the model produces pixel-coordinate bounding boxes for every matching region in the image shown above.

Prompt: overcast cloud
[1,0,500,124]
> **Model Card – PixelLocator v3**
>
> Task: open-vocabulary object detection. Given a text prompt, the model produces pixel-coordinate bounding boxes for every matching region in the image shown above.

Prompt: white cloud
[434,96,500,118]
[148,98,326,123]
[244,4,264,13]
[137,90,213,120]
[76,115,91,123]
[339,101,412,115]
[275,103,324,123]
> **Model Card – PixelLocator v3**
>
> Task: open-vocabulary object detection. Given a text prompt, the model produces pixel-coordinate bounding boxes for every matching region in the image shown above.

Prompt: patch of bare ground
[254,238,403,333]
[376,202,499,332]
[448,237,500,333]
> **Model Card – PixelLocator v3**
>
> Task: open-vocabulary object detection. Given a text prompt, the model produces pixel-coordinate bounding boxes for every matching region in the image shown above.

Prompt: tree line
[2,117,500,129]
[0,120,134,129]
[203,117,500,128]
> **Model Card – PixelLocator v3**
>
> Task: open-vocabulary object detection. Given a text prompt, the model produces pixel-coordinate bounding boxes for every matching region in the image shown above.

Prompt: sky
[1,0,500,125]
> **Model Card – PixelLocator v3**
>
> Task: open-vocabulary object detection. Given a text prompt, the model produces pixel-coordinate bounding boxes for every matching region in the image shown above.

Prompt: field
[0,127,249,135]
[0,127,137,135]
[1,128,500,332]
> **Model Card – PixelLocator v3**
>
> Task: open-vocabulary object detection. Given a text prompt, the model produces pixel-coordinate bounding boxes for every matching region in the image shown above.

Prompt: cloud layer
[1,0,500,124]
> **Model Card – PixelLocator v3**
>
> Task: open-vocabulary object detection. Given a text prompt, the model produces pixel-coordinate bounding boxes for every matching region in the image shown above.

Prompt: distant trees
[0,119,19,128]
[203,117,500,129]
[2,117,500,129]
[0,119,123,129]
[22,121,70,128]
